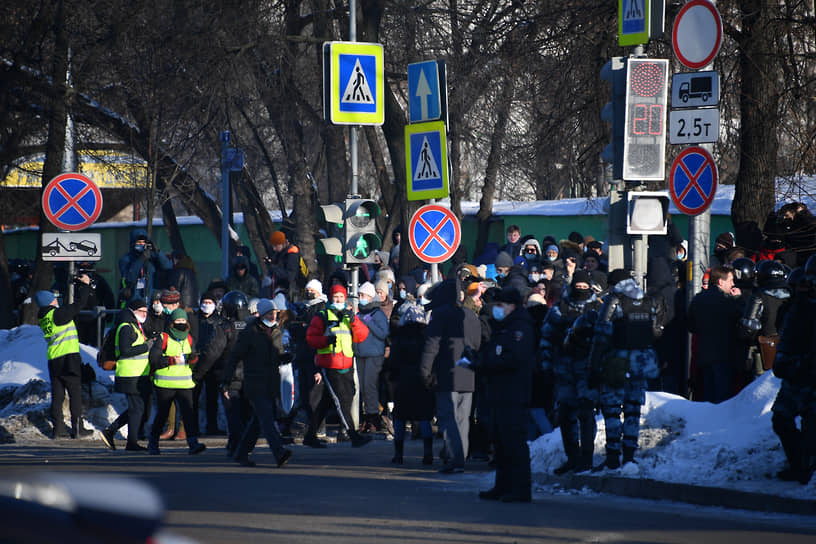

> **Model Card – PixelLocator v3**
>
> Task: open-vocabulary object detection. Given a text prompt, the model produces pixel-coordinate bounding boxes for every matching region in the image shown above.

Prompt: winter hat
[269,231,286,245]
[376,267,395,284]
[256,298,275,317]
[568,231,584,245]
[495,286,523,306]
[375,280,391,297]
[416,282,433,300]
[128,298,148,311]
[522,239,542,253]
[272,293,288,311]
[607,269,631,287]
[150,290,163,302]
[715,232,735,249]
[200,291,217,304]
[571,270,592,286]
[513,255,529,269]
[495,251,514,268]
[587,240,603,251]
[358,282,376,299]
[545,244,560,255]
[329,284,348,299]
[466,282,480,296]
[160,289,181,305]
[34,290,56,307]
[375,250,389,265]
[169,308,188,322]
[399,302,427,326]
[305,278,323,294]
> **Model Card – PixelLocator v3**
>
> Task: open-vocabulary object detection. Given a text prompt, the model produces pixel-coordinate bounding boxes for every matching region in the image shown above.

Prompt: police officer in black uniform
[770,262,816,484]
[475,287,536,503]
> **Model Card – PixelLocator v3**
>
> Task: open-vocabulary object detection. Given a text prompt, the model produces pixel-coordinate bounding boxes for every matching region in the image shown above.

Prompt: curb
[534,473,816,516]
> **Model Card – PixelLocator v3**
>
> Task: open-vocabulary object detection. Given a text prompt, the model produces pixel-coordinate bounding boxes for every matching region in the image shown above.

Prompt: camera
[74,270,97,289]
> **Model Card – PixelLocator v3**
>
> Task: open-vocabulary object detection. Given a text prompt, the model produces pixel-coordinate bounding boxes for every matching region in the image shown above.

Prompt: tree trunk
[731,1,780,238]
[160,196,185,256]
[475,75,514,260]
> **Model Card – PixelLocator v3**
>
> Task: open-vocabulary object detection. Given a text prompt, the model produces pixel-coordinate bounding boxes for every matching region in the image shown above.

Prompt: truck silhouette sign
[679,76,712,103]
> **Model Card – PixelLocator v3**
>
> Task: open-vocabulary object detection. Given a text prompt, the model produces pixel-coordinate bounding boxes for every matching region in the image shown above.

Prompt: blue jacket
[354,301,389,357]
[118,228,172,303]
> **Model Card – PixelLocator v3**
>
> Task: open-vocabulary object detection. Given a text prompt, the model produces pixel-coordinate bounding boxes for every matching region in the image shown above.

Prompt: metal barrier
[78,306,119,348]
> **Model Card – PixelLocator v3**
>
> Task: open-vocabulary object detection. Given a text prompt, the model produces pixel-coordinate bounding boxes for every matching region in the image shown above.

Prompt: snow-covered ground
[2,324,815,502]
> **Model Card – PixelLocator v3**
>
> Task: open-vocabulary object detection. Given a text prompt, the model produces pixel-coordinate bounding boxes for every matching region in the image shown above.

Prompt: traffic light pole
[348,0,360,309]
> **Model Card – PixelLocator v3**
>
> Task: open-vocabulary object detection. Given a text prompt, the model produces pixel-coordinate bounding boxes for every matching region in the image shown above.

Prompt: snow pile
[0,325,121,441]
[530,372,815,499]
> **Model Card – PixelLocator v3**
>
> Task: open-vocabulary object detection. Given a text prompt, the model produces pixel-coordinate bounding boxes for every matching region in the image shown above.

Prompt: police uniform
[591,278,662,469]
[540,283,602,474]
[475,288,535,502]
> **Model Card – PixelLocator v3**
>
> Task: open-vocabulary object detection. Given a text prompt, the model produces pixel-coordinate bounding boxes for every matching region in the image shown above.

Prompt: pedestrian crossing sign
[323,41,384,125]
[618,0,649,46]
[405,121,449,201]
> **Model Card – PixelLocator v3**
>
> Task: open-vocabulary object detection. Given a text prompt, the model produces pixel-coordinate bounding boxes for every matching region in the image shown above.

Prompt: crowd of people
[33,204,816,500]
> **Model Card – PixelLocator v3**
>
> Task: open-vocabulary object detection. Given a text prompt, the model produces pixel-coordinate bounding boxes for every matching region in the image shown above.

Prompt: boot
[422,438,434,465]
[159,428,175,440]
[175,428,187,441]
[574,450,593,473]
[553,457,577,475]
[350,430,372,448]
[593,449,620,471]
[622,446,636,465]
[392,439,404,464]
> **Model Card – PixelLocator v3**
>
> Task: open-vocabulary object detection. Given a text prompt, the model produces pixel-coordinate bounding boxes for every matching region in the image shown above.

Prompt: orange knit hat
[269,231,286,245]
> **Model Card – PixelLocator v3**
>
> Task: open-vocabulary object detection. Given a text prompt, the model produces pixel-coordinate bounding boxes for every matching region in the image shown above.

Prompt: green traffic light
[353,237,370,258]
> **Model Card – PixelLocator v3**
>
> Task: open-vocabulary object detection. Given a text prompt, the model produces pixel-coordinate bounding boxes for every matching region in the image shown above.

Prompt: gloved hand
[342,309,355,323]
[325,333,337,347]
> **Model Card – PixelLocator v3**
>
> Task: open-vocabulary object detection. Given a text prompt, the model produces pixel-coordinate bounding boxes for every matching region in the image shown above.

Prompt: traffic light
[627,191,670,235]
[623,58,669,181]
[318,203,345,259]
[344,198,382,263]
[601,57,626,181]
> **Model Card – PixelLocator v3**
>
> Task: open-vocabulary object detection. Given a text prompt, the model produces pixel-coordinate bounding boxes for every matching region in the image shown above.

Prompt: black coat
[198,316,245,386]
[391,322,435,421]
[688,287,745,368]
[419,280,481,392]
[222,319,283,398]
[475,307,536,413]
[112,309,152,395]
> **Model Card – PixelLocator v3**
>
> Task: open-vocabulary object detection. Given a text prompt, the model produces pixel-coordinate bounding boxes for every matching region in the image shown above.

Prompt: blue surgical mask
[134,244,145,253]
[262,318,277,328]
[547,254,557,262]
[399,290,407,300]
[492,306,506,321]
[359,297,371,306]
[331,302,346,312]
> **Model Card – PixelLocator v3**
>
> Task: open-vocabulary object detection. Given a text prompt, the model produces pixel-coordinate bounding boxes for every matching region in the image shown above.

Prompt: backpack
[96,325,119,371]
[287,245,309,287]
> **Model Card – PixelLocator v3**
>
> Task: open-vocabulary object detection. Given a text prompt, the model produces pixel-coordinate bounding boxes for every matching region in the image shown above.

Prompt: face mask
[134,244,145,253]
[152,302,163,314]
[547,254,557,262]
[524,253,537,260]
[572,287,591,302]
[492,306,506,321]
[262,318,277,328]
[496,272,506,280]
[399,290,407,300]
[306,291,317,300]
[676,253,685,260]
[529,273,540,283]
[172,323,189,332]
[135,313,147,324]
[331,302,346,312]
[359,297,371,306]
[201,302,216,315]
[163,307,172,315]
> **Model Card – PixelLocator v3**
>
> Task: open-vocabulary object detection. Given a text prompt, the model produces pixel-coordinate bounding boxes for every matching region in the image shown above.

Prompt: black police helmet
[756,260,787,289]
[730,257,756,287]
[787,267,806,290]
[806,254,816,276]
[221,290,248,319]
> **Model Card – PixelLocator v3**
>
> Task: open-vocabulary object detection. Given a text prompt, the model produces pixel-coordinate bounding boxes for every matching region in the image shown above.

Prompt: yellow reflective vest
[153,333,195,389]
[115,322,149,378]
[39,308,80,360]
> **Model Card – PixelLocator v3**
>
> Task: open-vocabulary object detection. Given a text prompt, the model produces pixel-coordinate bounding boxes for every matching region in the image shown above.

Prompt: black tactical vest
[612,296,655,350]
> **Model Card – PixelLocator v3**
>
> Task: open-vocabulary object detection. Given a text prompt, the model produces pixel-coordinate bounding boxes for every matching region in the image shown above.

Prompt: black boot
[574,451,593,473]
[553,457,577,475]
[622,446,636,465]
[422,438,433,465]
[350,429,372,447]
[392,440,404,464]
[555,424,579,475]
[593,449,620,471]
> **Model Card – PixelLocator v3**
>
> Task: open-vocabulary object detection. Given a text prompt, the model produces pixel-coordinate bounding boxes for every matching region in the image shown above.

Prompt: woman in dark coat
[390,302,435,465]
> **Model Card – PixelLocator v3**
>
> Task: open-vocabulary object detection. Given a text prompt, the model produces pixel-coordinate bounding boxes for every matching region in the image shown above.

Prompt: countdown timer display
[623,58,669,181]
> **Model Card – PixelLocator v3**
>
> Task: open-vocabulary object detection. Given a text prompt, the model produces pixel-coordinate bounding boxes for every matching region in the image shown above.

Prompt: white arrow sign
[415,70,432,121]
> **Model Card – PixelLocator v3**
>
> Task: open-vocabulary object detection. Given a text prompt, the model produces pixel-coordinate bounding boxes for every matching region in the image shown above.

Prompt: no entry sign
[42,173,103,231]
[672,0,723,69]
[669,146,718,216]
[408,204,461,264]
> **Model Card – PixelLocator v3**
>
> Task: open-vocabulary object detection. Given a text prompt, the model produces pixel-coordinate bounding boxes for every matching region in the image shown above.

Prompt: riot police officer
[738,260,791,380]
[770,262,816,484]
[590,269,665,470]
[540,270,602,474]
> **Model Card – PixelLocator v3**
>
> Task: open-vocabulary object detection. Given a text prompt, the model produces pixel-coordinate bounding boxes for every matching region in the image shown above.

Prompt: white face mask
[135,313,147,324]
[529,273,540,283]
[201,302,216,315]
[152,302,163,314]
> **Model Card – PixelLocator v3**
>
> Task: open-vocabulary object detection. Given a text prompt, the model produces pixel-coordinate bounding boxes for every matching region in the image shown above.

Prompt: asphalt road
[1,435,816,543]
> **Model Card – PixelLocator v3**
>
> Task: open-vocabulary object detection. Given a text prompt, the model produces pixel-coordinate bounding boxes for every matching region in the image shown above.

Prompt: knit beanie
[269,231,287,245]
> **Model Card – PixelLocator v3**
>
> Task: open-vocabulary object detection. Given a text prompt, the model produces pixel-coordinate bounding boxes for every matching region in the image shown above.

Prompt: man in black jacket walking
[475,287,535,502]
[420,278,481,473]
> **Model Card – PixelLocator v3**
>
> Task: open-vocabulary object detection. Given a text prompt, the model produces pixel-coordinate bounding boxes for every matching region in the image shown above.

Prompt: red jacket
[306,310,369,370]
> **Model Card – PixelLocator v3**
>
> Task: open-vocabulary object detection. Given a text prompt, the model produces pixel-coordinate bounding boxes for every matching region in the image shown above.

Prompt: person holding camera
[304,284,372,448]
[117,228,172,306]
[35,274,95,439]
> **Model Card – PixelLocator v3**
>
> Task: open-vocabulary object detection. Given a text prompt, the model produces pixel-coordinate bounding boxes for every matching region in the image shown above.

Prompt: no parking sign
[42,173,103,231]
